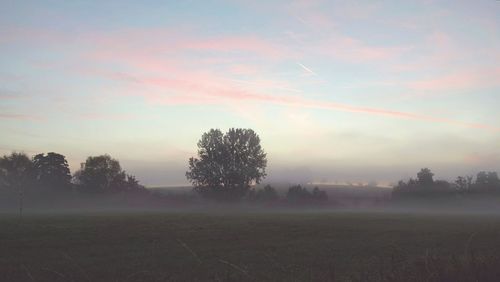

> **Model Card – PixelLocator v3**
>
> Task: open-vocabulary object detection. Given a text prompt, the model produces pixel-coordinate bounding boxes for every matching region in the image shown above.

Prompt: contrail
[297,62,317,76]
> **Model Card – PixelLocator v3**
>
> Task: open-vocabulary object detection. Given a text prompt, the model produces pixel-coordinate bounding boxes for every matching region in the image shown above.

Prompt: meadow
[2,211,500,281]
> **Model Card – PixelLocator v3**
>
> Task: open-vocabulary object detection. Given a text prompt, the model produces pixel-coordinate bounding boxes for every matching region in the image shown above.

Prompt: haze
[1,0,499,186]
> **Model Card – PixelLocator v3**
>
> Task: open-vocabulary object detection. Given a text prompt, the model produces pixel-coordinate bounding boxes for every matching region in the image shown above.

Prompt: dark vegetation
[186,128,267,201]
[247,185,279,202]
[0,129,333,213]
[393,168,500,198]
[0,152,145,195]
[286,185,328,204]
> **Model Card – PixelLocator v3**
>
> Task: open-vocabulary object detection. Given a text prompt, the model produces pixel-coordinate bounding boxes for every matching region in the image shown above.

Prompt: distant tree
[74,155,143,193]
[393,168,452,198]
[0,152,34,217]
[393,177,417,196]
[286,185,311,202]
[186,128,267,200]
[474,171,500,192]
[454,176,473,194]
[33,152,71,191]
[417,168,434,186]
[433,180,452,193]
[255,184,279,202]
[312,186,328,202]
[392,180,408,196]
[123,174,146,193]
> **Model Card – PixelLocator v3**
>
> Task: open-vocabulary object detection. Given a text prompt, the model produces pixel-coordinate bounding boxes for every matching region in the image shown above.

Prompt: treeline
[393,168,500,198]
[3,150,499,206]
[0,151,329,206]
[247,184,329,204]
[0,152,146,196]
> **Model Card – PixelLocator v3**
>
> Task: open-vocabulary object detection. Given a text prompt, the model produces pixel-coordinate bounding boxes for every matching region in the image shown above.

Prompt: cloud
[2,23,497,131]
[0,113,42,121]
[183,36,289,59]
[105,71,499,132]
[314,36,410,63]
[79,113,137,121]
[407,68,500,92]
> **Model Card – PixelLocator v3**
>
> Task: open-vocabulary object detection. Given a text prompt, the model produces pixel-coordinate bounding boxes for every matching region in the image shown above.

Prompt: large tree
[33,152,71,191]
[186,128,267,200]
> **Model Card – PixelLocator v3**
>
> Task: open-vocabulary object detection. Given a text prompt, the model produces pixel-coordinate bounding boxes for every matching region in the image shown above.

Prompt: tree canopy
[0,152,34,192]
[33,152,71,191]
[74,154,144,193]
[186,128,267,200]
[417,168,434,186]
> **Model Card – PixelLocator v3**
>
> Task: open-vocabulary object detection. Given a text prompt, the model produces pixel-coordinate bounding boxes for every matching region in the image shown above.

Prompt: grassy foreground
[1,212,500,281]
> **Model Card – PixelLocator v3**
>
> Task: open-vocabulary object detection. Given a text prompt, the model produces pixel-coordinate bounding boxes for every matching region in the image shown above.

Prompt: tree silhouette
[186,128,267,200]
[475,171,500,192]
[286,185,328,203]
[455,176,473,193]
[286,185,311,202]
[393,168,453,197]
[0,152,34,217]
[312,186,328,202]
[417,168,434,186]
[33,152,71,191]
[251,184,279,202]
[74,154,143,193]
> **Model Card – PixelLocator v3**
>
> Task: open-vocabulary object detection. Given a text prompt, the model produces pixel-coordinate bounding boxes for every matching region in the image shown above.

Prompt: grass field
[2,211,500,281]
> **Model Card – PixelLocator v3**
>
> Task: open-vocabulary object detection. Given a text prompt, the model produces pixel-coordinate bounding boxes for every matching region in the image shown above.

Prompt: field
[2,211,500,281]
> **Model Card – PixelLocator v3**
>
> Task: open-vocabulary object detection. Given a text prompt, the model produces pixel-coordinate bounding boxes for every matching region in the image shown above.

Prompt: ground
[1,211,500,281]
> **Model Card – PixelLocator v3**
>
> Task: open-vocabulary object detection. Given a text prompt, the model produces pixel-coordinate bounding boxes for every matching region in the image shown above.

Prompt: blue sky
[1,0,499,186]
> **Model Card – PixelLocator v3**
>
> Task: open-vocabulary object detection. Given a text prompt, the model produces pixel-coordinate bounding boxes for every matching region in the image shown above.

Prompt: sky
[1,0,499,186]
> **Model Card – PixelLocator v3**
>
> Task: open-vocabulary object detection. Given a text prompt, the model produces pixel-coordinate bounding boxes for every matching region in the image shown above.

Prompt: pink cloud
[4,24,497,132]
[391,31,462,72]
[408,68,500,92]
[227,64,260,75]
[183,36,290,58]
[106,70,499,132]
[315,36,410,62]
[289,0,336,30]
[286,0,409,63]
[79,113,137,121]
[463,153,500,166]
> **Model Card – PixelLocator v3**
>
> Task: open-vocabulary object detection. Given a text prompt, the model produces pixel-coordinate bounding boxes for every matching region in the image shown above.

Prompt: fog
[121,160,500,188]
[2,185,500,217]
